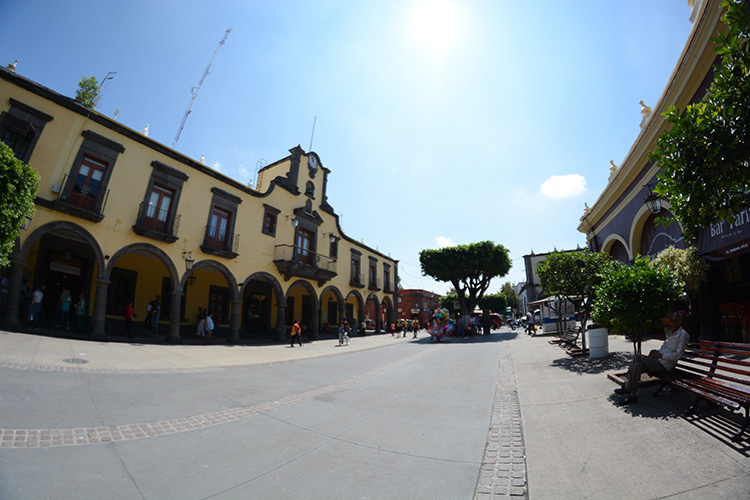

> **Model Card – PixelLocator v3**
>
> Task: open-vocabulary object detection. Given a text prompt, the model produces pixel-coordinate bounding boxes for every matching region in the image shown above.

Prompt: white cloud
[211,161,222,172]
[540,174,587,200]
[435,236,456,248]
[238,164,252,183]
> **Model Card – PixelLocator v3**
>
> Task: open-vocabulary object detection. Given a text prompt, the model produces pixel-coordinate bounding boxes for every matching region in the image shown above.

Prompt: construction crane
[173,28,231,148]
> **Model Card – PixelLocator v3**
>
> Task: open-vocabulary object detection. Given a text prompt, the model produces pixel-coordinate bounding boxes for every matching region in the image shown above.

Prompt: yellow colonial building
[0,66,398,343]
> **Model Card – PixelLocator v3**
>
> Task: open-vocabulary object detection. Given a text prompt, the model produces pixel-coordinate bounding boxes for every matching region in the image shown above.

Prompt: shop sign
[50,262,81,276]
[699,208,750,260]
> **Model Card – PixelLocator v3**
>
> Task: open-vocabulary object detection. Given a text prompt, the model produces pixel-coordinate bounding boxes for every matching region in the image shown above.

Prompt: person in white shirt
[205,312,214,344]
[616,311,690,405]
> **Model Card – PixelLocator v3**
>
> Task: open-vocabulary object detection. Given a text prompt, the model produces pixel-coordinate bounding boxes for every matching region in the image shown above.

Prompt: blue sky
[1,1,695,294]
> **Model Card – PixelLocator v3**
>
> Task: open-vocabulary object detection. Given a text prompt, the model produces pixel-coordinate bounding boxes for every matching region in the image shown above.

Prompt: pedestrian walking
[144,299,154,331]
[290,319,302,347]
[59,288,72,332]
[196,315,206,339]
[526,311,536,335]
[75,292,86,333]
[338,320,350,345]
[205,312,214,343]
[29,284,45,330]
[151,295,160,336]
[122,301,134,338]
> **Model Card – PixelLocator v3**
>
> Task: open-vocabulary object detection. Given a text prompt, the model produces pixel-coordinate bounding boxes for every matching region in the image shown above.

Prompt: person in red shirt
[122,301,135,339]
[290,319,302,347]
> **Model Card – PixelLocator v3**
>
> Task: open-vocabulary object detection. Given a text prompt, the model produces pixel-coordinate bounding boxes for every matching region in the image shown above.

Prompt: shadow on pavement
[682,410,750,455]
[551,351,632,374]
[410,331,519,345]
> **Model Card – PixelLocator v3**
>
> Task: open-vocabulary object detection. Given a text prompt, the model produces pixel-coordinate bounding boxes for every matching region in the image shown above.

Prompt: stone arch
[319,285,345,333]
[19,220,105,277]
[239,271,286,341]
[104,243,183,341]
[189,259,239,301]
[285,279,320,339]
[320,285,344,304]
[239,271,284,300]
[345,289,364,310]
[365,292,381,332]
[4,221,106,332]
[629,204,656,260]
[601,234,631,263]
[105,243,179,285]
[284,280,319,305]
[381,295,394,329]
[629,202,685,259]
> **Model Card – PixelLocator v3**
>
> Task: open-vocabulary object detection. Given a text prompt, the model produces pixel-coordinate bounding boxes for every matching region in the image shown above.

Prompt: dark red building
[397,289,441,326]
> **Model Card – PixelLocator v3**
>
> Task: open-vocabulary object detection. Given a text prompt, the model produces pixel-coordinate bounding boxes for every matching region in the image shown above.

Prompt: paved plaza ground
[0,327,748,499]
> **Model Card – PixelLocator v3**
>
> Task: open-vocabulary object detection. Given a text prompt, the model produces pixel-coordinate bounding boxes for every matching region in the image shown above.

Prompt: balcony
[368,276,381,291]
[132,202,180,243]
[200,226,240,259]
[350,272,365,289]
[52,173,109,222]
[274,244,338,285]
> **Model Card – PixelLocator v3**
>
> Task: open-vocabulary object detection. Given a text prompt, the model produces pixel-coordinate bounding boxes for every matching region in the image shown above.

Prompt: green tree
[420,241,511,331]
[75,75,98,108]
[0,142,39,267]
[500,282,519,313]
[591,257,682,355]
[477,292,507,313]
[537,249,615,345]
[438,288,459,315]
[650,1,750,240]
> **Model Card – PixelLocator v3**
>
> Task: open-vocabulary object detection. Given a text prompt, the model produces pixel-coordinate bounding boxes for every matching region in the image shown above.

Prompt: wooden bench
[653,340,750,442]
[549,325,581,349]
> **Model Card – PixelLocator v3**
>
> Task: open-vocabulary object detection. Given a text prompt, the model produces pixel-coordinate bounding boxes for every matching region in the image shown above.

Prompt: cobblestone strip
[0,343,389,375]
[0,347,434,449]
[0,356,312,375]
[474,340,528,500]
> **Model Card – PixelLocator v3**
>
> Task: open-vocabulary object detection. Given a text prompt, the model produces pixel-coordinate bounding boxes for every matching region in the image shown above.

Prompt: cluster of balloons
[432,308,451,323]
[430,308,455,340]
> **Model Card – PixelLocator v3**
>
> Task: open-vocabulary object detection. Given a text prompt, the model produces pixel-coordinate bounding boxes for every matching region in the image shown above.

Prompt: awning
[697,209,750,261]
[527,295,584,307]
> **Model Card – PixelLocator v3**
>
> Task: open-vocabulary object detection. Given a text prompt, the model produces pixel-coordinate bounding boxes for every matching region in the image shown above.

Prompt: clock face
[308,156,318,169]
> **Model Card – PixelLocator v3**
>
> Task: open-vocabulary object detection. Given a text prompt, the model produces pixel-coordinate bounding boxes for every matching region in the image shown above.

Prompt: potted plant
[591,256,682,355]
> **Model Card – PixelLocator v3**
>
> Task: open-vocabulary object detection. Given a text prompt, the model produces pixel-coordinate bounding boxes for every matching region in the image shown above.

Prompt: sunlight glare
[410,0,462,51]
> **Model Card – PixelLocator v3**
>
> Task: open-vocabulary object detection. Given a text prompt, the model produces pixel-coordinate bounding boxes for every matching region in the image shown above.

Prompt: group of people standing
[195,307,215,343]
[23,283,87,334]
[391,318,421,339]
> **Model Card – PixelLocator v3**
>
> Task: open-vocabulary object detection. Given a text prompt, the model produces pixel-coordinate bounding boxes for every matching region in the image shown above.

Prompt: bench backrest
[676,341,750,390]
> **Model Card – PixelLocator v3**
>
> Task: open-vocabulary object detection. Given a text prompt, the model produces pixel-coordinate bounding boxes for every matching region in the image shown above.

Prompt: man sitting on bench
[615,311,690,406]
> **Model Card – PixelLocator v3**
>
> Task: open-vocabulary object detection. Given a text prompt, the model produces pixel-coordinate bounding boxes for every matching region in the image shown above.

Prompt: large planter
[588,327,609,358]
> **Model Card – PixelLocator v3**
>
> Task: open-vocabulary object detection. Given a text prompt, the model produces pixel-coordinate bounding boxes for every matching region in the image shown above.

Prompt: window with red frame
[144,185,174,233]
[70,154,108,210]
[207,207,230,250]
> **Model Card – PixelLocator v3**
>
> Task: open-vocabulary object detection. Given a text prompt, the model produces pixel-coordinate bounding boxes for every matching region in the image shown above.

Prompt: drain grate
[62,358,89,364]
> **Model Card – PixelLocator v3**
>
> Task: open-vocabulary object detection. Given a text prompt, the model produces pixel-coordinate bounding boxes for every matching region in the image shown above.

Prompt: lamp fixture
[644,190,662,215]
[183,251,195,271]
[285,215,300,227]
